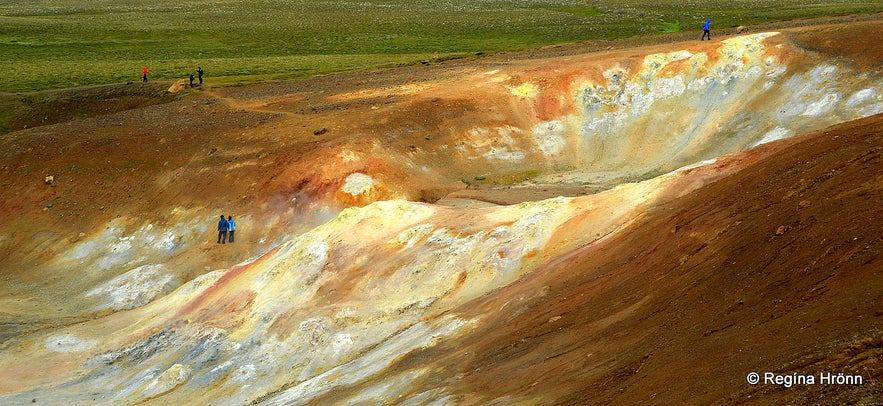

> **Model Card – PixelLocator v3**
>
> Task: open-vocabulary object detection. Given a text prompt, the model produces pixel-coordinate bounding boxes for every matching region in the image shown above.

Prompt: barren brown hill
[0,17,880,405]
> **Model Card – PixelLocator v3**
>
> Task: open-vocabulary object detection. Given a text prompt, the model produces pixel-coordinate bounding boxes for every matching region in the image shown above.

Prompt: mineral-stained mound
[0,18,881,405]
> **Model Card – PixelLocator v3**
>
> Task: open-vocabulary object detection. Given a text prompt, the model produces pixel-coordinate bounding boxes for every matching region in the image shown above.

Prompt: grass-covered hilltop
[2,0,881,93]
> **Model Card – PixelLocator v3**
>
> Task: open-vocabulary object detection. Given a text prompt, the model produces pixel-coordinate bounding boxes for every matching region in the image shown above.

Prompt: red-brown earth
[0,16,881,405]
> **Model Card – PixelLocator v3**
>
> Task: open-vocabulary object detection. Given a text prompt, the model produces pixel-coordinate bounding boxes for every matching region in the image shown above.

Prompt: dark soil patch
[0,82,186,134]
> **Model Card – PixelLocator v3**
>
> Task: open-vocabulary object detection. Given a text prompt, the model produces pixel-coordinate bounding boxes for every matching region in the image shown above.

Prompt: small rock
[313,128,328,136]
[775,225,789,235]
[44,175,54,185]
[167,79,188,93]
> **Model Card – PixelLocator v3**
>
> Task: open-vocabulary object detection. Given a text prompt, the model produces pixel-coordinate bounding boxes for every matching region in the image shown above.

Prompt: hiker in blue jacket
[701,19,711,41]
[217,215,229,244]
[227,215,236,243]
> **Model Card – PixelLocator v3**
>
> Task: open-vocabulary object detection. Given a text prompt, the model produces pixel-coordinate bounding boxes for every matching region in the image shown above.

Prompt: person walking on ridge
[189,73,195,87]
[217,215,229,244]
[142,67,149,82]
[701,18,711,41]
[197,67,204,85]
[227,215,236,243]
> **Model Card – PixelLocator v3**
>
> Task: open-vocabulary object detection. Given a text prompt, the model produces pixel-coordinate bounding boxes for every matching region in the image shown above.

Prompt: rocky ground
[0,15,881,405]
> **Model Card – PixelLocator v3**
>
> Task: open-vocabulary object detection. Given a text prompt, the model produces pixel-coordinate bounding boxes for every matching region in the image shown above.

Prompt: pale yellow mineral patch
[510,83,538,98]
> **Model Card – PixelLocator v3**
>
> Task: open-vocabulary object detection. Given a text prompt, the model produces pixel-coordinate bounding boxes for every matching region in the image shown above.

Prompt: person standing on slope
[197,66,204,85]
[142,66,149,82]
[217,215,229,244]
[701,18,711,41]
[227,215,236,243]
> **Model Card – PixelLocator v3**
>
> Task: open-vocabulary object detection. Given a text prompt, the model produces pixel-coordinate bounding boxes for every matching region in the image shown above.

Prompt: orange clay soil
[0,15,881,404]
[309,112,883,406]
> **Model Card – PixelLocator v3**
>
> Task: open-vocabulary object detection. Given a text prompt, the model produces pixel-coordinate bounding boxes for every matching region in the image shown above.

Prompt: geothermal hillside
[0,19,881,404]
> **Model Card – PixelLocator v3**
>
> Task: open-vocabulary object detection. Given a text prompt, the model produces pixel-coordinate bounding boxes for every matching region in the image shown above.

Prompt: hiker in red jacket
[142,67,148,82]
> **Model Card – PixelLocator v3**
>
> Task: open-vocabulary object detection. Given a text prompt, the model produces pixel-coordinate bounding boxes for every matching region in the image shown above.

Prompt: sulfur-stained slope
[2,22,880,323]
[0,17,881,405]
[0,130,769,404]
[340,114,881,405]
[1,118,879,404]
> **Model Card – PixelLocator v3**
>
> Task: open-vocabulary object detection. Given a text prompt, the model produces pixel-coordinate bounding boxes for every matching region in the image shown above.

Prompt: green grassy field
[1,0,881,93]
